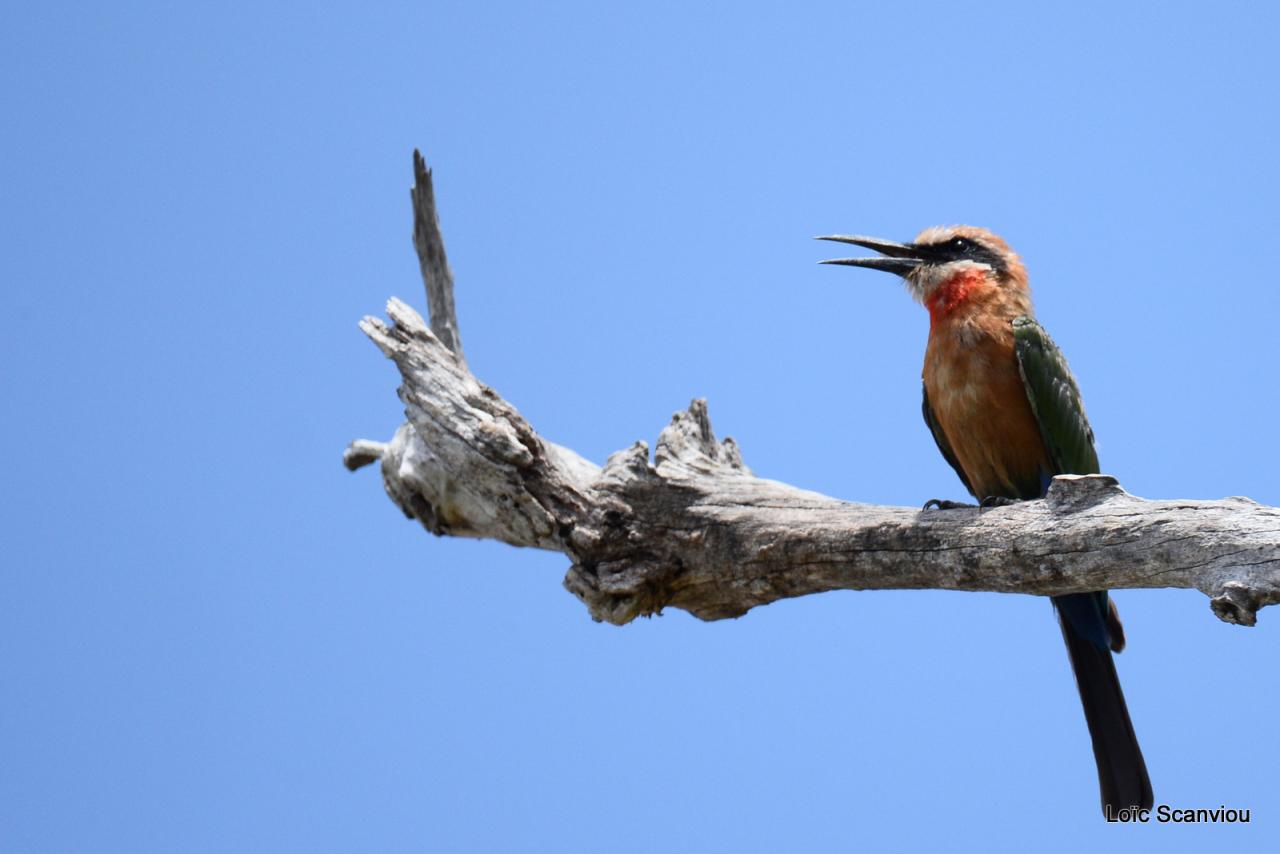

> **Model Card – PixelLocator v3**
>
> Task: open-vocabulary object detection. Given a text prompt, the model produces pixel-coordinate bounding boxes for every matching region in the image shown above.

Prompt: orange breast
[924,317,1052,500]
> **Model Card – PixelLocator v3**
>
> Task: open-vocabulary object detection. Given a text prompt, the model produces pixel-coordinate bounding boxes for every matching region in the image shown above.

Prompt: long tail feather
[1053,593,1153,814]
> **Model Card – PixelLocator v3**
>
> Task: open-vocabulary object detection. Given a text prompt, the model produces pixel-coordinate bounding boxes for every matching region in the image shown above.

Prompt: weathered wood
[410,149,465,368]
[346,153,1280,630]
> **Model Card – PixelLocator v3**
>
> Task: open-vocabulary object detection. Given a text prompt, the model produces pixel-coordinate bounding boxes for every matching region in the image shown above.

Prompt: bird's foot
[922,499,976,510]
[922,496,1022,510]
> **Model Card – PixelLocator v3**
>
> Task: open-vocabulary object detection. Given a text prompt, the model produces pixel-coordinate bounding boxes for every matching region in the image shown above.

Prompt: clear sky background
[3,2,1278,851]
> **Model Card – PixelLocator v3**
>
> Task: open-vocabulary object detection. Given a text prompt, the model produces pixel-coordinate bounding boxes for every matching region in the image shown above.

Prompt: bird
[818,225,1153,816]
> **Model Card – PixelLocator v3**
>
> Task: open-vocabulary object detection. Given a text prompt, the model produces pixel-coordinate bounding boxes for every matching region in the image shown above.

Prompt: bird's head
[817,225,1028,315]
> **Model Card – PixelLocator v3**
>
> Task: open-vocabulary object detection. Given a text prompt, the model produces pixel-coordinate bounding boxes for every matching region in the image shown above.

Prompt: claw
[922,498,976,510]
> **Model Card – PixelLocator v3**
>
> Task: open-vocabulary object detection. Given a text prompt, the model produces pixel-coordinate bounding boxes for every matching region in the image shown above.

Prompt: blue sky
[3,2,1278,851]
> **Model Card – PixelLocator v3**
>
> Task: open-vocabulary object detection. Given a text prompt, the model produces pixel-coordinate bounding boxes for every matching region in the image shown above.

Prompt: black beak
[815,235,923,276]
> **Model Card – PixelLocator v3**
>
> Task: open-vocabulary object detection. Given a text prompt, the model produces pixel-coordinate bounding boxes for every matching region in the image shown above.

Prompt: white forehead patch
[914,225,964,245]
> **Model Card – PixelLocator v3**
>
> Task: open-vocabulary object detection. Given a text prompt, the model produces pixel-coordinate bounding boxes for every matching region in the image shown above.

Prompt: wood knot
[1044,474,1125,511]
[1211,582,1258,627]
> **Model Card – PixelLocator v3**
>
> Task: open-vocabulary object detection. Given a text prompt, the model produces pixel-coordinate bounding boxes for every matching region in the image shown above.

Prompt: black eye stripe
[922,237,1006,272]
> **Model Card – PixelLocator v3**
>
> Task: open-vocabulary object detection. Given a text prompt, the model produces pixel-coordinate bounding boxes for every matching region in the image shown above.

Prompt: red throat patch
[926,269,987,327]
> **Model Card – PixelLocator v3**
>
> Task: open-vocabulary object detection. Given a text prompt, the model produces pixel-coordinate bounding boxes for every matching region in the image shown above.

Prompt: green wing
[1012,315,1100,478]
[1015,317,1126,653]
[922,385,976,498]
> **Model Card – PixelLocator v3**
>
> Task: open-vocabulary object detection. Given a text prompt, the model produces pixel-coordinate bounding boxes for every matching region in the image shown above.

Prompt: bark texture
[345,151,1280,630]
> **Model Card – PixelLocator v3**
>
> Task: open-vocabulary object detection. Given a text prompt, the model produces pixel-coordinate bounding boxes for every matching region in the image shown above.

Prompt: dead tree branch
[345,152,1280,629]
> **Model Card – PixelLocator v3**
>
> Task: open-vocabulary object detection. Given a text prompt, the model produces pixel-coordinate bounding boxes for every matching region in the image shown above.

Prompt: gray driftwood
[345,152,1280,629]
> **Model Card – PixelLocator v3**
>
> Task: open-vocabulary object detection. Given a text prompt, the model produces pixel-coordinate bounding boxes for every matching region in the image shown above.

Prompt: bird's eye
[951,237,969,251]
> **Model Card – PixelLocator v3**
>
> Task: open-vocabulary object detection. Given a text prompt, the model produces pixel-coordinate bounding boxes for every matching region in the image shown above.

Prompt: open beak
[815,235,923,276]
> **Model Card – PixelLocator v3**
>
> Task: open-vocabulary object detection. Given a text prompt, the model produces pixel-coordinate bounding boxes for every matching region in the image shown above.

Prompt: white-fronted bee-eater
[820,226,1153,815]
